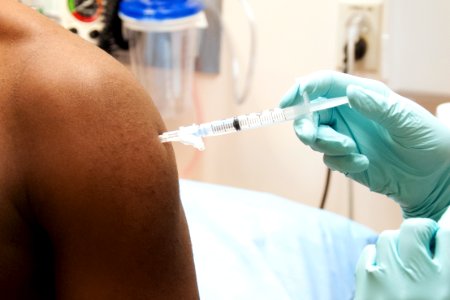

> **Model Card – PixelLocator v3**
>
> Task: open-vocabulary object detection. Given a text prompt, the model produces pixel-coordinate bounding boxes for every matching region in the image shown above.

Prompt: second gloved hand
[355,207,450,300]
[280,71,450,220]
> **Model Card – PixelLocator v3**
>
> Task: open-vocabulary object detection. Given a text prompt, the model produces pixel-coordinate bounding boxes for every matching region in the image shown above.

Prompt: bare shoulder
[14,28,175,198]
[1,6,198,299]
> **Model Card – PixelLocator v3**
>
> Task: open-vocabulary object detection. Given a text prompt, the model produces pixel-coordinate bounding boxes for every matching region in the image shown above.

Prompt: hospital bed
[180,180,377,300]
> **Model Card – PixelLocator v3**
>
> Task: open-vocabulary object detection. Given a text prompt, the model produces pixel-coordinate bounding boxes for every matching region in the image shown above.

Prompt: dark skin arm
[1,1,199,298]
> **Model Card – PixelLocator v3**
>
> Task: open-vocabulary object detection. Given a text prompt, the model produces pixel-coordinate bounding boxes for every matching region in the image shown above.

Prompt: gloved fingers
[356,244,380,273]
[313,125,357,155]
[280,70,389,109]
[280,83,303,108]
[435,206,450,265]
[279,71,343,109]
[374,230,399,268]
[323,153,369,174]
[292,117,317,145]
[397,218,438,268]
[346,85,417,137]
[294,120,369,173]
[354,245,381,300]
[293,70,388,102]
[293,121,357,155]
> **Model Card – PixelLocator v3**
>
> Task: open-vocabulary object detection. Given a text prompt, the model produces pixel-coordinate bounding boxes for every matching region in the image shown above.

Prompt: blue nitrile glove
[354,206,450,300]
[280,70,450,220]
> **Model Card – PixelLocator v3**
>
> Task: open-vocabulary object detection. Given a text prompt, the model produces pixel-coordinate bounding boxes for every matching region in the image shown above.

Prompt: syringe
[159,96,349,150]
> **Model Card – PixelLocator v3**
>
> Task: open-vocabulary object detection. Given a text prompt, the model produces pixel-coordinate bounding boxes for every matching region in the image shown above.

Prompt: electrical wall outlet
[336,0,383,73]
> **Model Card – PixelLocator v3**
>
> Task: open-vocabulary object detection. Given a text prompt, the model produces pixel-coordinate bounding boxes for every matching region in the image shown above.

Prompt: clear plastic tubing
[159,96,349,150]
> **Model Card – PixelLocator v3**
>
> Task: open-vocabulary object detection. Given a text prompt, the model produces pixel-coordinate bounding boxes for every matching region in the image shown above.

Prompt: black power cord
[319,168,332,209]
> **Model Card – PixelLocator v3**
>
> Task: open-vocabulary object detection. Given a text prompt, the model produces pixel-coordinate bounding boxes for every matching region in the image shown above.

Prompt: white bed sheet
[180,180,377,300]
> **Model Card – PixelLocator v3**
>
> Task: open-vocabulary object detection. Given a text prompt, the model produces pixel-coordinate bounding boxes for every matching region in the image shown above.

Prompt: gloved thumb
[346,85,413,137]
[397,218,438,268]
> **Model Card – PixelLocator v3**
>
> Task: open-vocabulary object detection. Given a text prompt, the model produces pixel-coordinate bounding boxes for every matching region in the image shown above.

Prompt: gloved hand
[280,70,450,220]
[354,206,450,300]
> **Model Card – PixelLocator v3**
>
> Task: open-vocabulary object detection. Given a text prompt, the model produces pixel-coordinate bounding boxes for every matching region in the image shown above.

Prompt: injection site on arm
[159,95,349,150]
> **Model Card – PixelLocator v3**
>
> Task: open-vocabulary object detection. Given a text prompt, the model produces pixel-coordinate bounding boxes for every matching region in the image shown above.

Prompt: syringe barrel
[195,97,349,137]
[199,118,237,137]
[159,96,349,147]
[239,108,287,129]
[199,107,292,137]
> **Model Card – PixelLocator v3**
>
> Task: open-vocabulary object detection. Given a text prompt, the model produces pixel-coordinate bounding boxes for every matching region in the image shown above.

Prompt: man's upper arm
[18,55,199,299]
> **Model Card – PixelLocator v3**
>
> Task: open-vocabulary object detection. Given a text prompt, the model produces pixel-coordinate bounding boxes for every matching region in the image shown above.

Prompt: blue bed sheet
[180,180,377,300]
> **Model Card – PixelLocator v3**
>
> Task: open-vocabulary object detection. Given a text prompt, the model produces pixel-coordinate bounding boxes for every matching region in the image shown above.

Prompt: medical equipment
[119,0,207,118]
[20,0,110,44]
[64,0,108,43]
[99,0,129,54]
[159,96,349,151]
[119,0,257,118]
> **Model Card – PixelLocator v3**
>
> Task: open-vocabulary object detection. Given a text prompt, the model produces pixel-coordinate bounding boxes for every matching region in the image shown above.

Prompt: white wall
[165,0,403,232]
